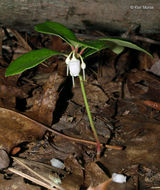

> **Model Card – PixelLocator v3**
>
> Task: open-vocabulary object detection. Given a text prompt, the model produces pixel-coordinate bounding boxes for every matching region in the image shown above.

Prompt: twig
[151,187,160,189]
[33,117,123,150]
[8,168,58,190]
[12,157,65,190]
[130,35,160,45]
[1,108,123,151]
[2,45,29,53]
[11,29,32,51]
[28,116,123,150]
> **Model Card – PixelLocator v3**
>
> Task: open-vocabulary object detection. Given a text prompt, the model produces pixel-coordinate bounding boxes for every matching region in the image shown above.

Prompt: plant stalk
[79,75,101,159]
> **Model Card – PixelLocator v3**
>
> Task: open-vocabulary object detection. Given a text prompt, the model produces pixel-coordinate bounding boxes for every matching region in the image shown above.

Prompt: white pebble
[50,158,65,169]
[112,173,127,183]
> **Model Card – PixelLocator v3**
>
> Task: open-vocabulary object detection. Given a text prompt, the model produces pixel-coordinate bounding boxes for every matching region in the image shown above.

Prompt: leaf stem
[79,75,101,159]
[71,46,75,51]
[79,47,86,55]
[75,47,79,55]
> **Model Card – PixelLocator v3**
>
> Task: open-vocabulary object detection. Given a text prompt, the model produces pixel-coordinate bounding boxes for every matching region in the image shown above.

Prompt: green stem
[79,75,100,158]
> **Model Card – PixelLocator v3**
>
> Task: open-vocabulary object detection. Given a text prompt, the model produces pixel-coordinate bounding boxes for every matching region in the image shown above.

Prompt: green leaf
[5,48,64,76]
[35,22,110,49]
[71,39,107,50]
[81,40,120,58]
[35,22,106,49]
[100,38,152,56]
[35,22,78,46]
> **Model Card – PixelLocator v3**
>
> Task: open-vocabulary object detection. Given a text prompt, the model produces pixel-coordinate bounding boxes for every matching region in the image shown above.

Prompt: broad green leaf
[100,38,152,56]
[35,22,78,46]
[5,48,64,76]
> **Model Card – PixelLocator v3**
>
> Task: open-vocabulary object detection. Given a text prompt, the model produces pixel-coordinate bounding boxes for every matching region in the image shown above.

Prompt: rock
[0,149,10,169]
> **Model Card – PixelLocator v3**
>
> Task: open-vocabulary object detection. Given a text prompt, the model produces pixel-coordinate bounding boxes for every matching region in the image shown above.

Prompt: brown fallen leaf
[72,80,109,108]
[126,70,160,101]
[0,107,45,153]
[0,68,27,108]
[61,155,84,190]
[0,173,41,190]
[27,72,65,125]
[85,162,110,187]
[117,115,160,167]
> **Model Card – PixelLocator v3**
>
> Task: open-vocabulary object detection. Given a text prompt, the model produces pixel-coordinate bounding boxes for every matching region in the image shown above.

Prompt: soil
[0,26,160,190]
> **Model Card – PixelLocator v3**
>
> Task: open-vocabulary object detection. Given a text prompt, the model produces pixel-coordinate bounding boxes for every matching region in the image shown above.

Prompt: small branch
[11,29,32,51]
[8,168,59,190]
[0,108,123,151]
[130,35,160,45]
[22,111,123,150]
[48,124,123,150]
[39,119,123,150]
[12,157,65,190]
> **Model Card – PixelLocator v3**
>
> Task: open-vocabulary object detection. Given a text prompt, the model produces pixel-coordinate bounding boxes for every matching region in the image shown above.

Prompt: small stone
[112,173,127,183]
[50,158,65,169]
[0,149,10,169]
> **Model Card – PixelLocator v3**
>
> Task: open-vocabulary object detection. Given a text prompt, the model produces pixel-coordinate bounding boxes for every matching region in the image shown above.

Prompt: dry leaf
[85,162,110,187]
[27,72,65,125]
[0,107,45,152]
[72,81,109,107]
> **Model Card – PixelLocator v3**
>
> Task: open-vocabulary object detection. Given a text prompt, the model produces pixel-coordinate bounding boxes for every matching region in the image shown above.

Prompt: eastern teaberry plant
[5,21,152,159]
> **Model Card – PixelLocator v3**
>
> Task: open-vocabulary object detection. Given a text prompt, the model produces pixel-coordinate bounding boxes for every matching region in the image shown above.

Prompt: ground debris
[116,115,160,167]
[26,72,66,125]
[0,107,45,168]
[0,174,41,190]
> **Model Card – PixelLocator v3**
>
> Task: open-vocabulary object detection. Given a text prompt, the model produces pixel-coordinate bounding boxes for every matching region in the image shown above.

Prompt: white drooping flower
[65,51,86,86]
[112,173,127,183]
[68,52,81,77]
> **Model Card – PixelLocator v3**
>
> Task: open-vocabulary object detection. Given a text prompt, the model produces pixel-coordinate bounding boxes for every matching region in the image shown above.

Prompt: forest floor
[0,26,160,190]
